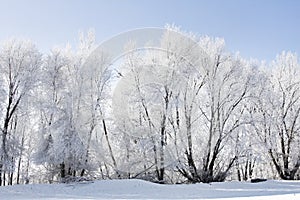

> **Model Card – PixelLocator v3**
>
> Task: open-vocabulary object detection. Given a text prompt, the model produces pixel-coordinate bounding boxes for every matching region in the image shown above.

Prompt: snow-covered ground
[0,179,300,199]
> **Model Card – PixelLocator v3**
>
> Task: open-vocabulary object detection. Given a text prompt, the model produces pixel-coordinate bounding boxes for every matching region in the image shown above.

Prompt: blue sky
[0,0,299,61]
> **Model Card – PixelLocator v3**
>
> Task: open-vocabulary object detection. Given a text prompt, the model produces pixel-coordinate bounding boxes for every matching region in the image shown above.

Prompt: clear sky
[0,0,299,61]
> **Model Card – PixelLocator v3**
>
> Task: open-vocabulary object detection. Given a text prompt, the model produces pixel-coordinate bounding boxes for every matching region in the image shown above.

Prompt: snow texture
[0,179,299,199]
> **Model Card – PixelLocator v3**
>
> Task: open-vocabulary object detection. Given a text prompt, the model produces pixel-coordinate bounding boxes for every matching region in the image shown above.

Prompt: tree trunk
[60,162,66,179]
[102,119,118,177]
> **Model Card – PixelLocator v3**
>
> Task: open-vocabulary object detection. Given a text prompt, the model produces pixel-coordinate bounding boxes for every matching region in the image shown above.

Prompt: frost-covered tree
[34,47,73,182]
[79,42,114,178]
[251,52,300,180]
[0,39,41,185]
[113,28,255,183]
[112,29,196,182]
[174,37,254,183]
[34,30,114,183]
[34,46,89,182]
[2,27,300,185]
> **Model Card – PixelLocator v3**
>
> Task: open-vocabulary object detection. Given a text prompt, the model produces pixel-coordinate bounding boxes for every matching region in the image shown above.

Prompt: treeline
[0,27,300,186]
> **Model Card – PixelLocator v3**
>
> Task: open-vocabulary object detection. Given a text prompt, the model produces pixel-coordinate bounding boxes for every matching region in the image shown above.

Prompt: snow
[0,179,300,199]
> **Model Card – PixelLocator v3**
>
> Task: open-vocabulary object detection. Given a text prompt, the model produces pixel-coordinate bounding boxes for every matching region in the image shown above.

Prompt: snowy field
[0,179,300,200]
